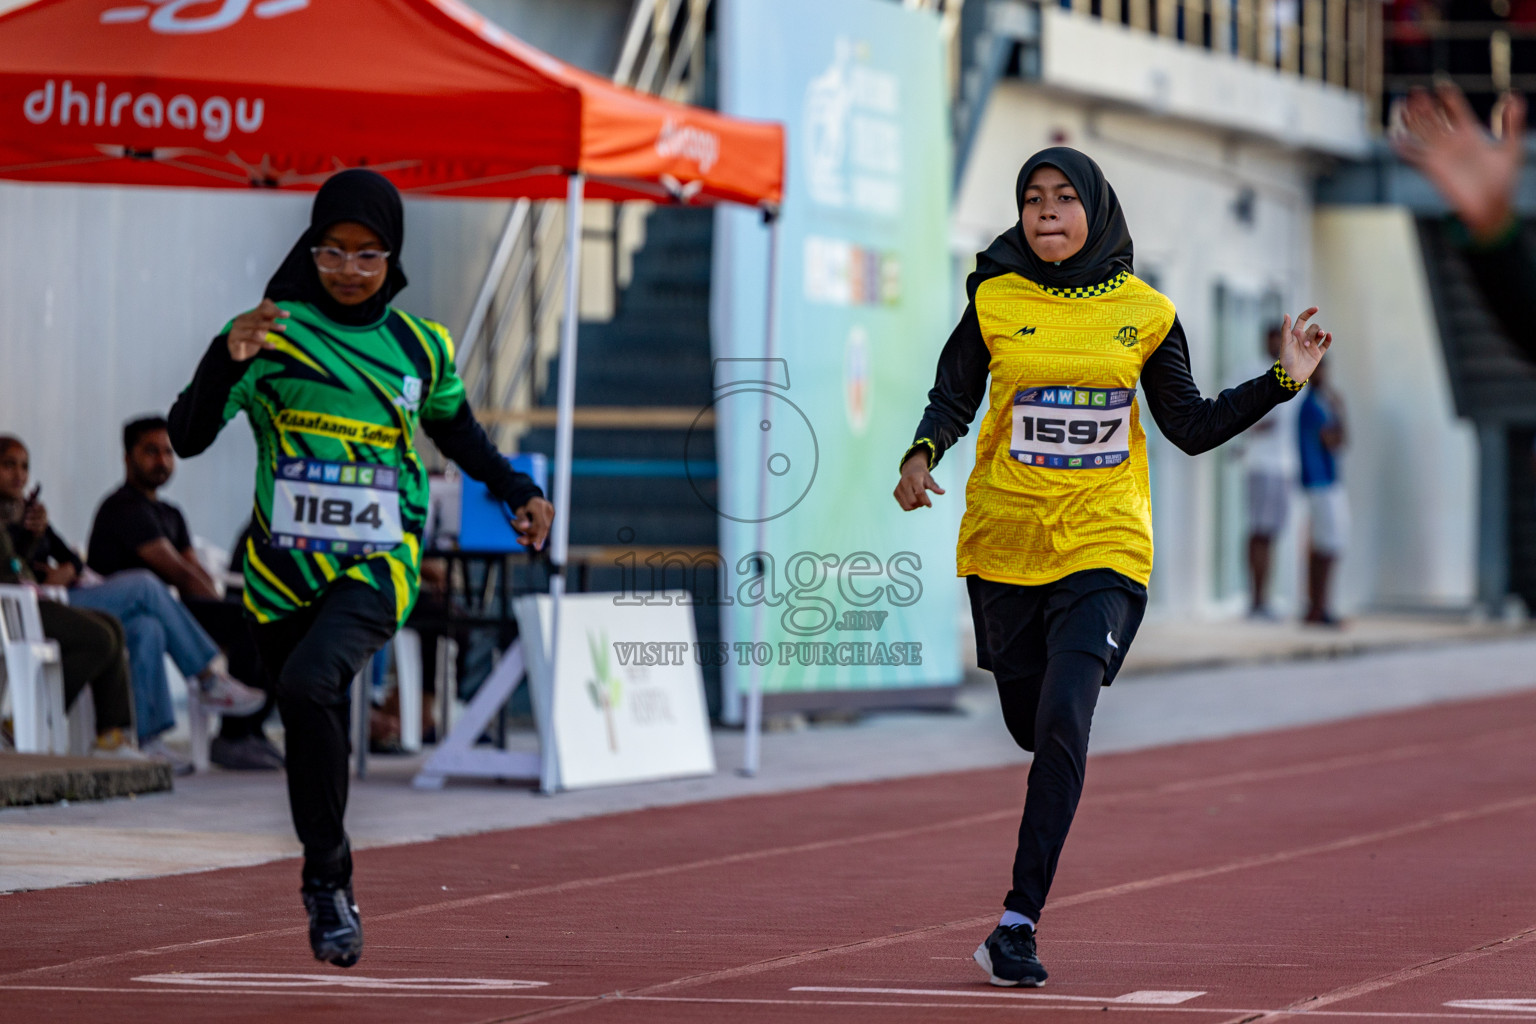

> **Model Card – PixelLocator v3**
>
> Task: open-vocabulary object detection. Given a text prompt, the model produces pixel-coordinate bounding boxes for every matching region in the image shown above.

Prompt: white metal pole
[455,199,530,370]
[543,173,585,794]
[741,212,781,777]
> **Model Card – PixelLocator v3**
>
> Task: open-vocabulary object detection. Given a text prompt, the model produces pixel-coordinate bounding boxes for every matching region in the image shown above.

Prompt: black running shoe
[973,923,1048,987]
[302,883,363,968]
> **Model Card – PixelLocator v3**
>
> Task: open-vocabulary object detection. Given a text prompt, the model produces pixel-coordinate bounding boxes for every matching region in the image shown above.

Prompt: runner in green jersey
[169,170,553,968]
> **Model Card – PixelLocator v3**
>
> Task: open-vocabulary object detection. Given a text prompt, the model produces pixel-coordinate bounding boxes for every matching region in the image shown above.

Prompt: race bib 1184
[269,457,404,555]
[1010,386,1134,470]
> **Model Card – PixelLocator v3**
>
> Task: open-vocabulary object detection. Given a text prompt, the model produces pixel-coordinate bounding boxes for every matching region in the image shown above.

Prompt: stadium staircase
[519,207,726,713]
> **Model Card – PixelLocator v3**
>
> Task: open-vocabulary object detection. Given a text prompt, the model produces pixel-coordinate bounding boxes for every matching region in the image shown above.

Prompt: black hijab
[265,169,409,327]
[976,147,1133,291]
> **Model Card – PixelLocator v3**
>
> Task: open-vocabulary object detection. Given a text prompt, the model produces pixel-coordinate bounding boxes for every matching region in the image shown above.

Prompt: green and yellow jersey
[171,300,541,627]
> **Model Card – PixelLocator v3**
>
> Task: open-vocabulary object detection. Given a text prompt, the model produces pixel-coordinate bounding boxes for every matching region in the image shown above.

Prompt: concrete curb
[0,754,172,807]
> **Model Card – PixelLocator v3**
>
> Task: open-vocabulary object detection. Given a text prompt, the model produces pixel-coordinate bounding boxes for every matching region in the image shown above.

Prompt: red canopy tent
[0,0,787,787]
[0,0,782,206]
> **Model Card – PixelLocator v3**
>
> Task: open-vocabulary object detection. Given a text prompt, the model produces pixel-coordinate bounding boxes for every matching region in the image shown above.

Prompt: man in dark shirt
[88,416,279,770]
[88,417,220,595]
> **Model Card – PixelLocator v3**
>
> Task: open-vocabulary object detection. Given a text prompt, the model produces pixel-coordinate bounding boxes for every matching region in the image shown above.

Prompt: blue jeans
[70,570,220,742]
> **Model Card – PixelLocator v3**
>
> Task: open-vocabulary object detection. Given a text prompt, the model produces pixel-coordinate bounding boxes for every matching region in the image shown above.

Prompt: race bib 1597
[1010,386,1134,470]
[269,457,404,555]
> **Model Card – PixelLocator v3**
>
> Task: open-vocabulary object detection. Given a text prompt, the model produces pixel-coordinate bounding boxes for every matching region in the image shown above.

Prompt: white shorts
[1306,485,1349,555]
[1247,471,1290,537]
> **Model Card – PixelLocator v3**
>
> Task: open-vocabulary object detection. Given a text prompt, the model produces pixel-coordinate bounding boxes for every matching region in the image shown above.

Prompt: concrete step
[0,753,173,807]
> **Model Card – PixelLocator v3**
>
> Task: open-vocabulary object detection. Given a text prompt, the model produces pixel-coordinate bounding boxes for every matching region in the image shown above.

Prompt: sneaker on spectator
[141,736,195,776]
[92,728,151,761]
[211,735,282,771]
[197,673,265,717]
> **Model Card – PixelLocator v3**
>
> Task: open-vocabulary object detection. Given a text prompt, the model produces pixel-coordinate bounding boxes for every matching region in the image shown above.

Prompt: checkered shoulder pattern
[1035,271,1131,300]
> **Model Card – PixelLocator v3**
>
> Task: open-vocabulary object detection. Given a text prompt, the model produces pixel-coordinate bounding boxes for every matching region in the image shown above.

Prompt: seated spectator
[0,519,142,759]
[2,434,263,773]
[86,418,281,770]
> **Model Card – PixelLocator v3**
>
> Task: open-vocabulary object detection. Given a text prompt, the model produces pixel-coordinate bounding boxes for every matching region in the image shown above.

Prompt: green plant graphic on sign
[586,629,622,753]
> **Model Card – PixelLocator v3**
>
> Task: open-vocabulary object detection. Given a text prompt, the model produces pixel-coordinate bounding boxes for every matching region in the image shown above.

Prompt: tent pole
[741,211,781,778]
[543,172,585,795]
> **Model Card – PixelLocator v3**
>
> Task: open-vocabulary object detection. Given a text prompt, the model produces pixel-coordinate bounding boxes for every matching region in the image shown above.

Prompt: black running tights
[997,649,1105,922]
[254,580,395,886]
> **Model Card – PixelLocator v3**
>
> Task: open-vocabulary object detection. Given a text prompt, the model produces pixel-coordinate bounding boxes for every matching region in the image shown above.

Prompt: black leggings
[997,650,1105,922]
[184,597,271,741]
[38,601,135,734]
[254,580,395,886]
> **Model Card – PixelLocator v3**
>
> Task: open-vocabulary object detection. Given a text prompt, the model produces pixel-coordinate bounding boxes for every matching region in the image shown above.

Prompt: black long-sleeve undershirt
[905,308,1295,469]
[169,335,544,511]
[168,335,250,458]
[420,401,543,510]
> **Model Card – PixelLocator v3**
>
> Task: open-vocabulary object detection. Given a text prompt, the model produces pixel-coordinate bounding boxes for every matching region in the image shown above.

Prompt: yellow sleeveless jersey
[959,271,1175,587]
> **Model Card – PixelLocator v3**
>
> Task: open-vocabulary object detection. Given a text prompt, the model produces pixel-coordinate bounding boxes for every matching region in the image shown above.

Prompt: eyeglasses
[310,246,391,276]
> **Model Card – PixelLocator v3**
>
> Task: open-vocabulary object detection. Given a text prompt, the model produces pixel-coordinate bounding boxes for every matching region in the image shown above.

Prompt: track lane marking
[1217,923,1536,1023]
[0,984,579,1001]
[4,986,1536,1020]
[481,792,1536,1022]
[614,994,1536,1019]
[5,719,1535,993]
[792,985,1206,1003]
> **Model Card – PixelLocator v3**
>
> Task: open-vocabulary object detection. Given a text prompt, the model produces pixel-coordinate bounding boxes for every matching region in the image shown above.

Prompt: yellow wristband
[1272,361,1305,392]
[901,438,937,471]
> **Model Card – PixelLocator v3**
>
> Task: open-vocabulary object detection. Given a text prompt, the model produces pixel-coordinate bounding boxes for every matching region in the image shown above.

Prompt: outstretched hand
[1392,83,1525,243]
[227,298,288,362]
[893,452,945,511]
[1278,307,1332,385]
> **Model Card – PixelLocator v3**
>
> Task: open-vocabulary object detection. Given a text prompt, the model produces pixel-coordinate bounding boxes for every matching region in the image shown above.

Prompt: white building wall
[1310,207,1478,610]
[0,182,509,556]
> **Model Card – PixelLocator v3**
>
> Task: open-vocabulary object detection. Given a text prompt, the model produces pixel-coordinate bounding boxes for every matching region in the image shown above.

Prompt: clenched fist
[227,298,289,362]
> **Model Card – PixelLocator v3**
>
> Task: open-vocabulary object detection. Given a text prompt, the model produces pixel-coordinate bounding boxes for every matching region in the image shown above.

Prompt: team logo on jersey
[1116,326,1139,348]
[1014,326,1037,337]
[394,375,424,413]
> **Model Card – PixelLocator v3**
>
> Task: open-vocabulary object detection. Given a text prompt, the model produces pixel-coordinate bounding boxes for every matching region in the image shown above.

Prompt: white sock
[1000,910,1035,931]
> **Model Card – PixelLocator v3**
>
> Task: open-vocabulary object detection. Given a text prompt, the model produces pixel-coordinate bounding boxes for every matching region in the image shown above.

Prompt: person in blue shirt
[1297,358,1348,625]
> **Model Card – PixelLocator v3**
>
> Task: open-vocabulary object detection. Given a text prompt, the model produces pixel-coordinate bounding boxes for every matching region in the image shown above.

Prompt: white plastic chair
[164,658,215,772]
[394,627,423,753]
[0,583,68,754]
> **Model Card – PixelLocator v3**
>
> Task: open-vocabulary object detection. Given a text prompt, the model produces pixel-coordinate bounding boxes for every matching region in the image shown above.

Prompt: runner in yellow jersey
[893,148,1332,987]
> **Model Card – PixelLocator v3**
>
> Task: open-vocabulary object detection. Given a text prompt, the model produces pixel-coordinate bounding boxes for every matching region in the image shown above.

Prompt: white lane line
[3,986,1535,1019]
[132,972,548,991]
[1448,1002,1536,1013]
[618,994,1536,1019]
[1217,923,1536,1024]
[0,985,578,1001]
[792,986,1206,1005]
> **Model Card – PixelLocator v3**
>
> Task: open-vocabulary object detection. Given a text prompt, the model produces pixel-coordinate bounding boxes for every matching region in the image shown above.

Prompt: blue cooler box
[457,453,549,551]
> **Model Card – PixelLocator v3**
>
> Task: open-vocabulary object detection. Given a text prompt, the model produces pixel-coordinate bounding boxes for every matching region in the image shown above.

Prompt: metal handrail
[459,0,714,440]
[455,198,530,375]
[613,0,658,86]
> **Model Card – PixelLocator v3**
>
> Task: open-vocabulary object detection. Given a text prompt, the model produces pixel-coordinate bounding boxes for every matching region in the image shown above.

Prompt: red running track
[4,690,1536,1023]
